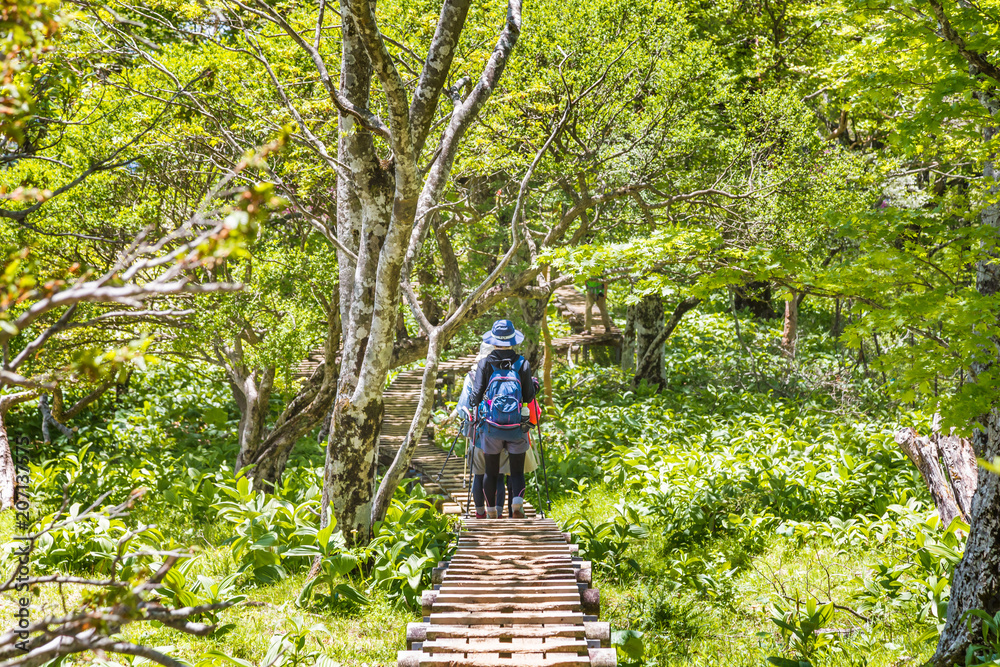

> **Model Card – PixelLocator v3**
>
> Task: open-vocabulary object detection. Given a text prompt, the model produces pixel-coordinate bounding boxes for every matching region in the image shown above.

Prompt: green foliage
[258,617,336,667]
[768,598,838,666]
[26,503,163,577]
[212,475,322,585]
[0,0,61,141]
[961,609,1000,667]
[612,628,646,662]
[367,488,457,608]
[565,500,648,581]
[291,524,368,612]
[161,559,247,634]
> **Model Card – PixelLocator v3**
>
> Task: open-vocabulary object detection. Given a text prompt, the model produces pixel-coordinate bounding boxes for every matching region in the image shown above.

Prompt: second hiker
[471,319,537,519]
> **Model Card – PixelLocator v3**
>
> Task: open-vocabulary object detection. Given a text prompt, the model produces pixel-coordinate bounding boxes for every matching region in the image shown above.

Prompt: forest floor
[0,300,949,667]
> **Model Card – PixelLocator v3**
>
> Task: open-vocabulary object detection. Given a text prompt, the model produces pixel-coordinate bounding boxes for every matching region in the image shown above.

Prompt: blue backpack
[481,357,525,429]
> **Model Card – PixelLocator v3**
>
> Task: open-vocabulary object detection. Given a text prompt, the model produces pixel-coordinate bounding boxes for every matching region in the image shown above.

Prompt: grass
[117,579,414,666]
[0,534,417,667]
[551,480,936,667]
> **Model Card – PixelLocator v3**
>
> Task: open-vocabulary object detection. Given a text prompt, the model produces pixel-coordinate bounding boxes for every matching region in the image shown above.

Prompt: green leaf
[204,406,228,427]
[611,629,644,660]
[767,658,812,667]
[332,583,369,608]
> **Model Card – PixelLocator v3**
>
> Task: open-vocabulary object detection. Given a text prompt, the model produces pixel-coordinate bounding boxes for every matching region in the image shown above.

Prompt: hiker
[455,342,537,518]
[585,277,613,333]
[470,319,537,519]
[455,343,508,517]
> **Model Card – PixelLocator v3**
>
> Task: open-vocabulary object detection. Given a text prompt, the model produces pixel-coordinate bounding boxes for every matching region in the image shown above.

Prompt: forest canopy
[1,0,1000,666]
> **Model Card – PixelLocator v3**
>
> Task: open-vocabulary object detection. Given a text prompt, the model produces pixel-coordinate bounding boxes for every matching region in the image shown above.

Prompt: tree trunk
[417,267,442,326]
[633,294,665,387]
[933,89,1000,667]
[518,295,547,370]
[621,303,636,374]
[244,362,340,488]
[781,291,805,360]
[321,393,384,543]
[633,296,700,388]
[0,411,17,510]
[0,392,35,509]
[541,304,554,408]
[232,367,276,474]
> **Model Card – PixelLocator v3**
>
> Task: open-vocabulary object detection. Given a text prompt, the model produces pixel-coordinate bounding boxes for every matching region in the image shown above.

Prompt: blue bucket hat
[483,319,524,347]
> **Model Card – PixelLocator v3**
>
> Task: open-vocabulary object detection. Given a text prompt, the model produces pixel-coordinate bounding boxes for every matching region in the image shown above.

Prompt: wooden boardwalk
[400,518,614,666]
[377,302,620,667]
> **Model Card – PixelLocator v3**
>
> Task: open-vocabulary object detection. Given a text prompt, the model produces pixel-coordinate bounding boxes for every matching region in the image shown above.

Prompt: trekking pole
[464,441,474,518]
[464,421,476,518]
[529,431,545,518]
[535,423,552,511]
[436,431,462,480]
[462,426,469,487]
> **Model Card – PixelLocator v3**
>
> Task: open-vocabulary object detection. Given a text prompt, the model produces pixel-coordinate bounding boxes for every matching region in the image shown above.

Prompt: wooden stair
[399,518,614,667]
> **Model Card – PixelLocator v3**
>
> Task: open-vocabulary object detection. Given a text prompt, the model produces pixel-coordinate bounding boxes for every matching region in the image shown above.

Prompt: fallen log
[894,414,977,526]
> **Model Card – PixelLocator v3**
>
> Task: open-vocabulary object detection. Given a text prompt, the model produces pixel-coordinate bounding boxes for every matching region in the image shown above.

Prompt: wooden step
[421,638,589,654]
[429,611,587,625]
[398,652,592,667]
[422,625,588,640]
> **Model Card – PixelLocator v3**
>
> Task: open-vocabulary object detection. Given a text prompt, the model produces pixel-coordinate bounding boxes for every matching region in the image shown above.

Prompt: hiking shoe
[475,511,486,519]
[511,498,525,519]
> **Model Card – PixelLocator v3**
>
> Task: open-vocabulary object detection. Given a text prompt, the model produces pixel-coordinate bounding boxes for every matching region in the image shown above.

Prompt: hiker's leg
[507,452,526,497]
[495,474,506,516]
[483,453,501,517]
[598,293,613,331]
[585,290,594,332]
[508,452,527,517]
[506,476,514,517]
[471,448,486,516]
[472,474,485,515]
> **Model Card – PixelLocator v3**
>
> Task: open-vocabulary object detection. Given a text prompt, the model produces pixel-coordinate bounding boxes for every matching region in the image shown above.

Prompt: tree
[0,170,273,506]
[226,0,528,541]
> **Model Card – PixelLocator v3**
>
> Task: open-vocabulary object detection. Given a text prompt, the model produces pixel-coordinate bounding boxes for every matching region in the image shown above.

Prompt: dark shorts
[477,423,529,456]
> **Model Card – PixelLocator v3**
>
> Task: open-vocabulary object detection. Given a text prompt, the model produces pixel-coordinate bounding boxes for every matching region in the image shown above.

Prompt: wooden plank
[429,601,581,613]
[448,556,574,564]
[437,580,579,589]
[443,566,576,574]
[434,593,581,604]
[404,652,592,667]
[429,611,586,625]
[437,585,581,593]
[425,626,587,640]
[422,639,589,654]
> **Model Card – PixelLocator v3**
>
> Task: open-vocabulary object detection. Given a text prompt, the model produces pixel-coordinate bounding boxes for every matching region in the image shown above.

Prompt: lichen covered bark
[232,367,275,473]
[321,395,384,543]
[633,294,665,387]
